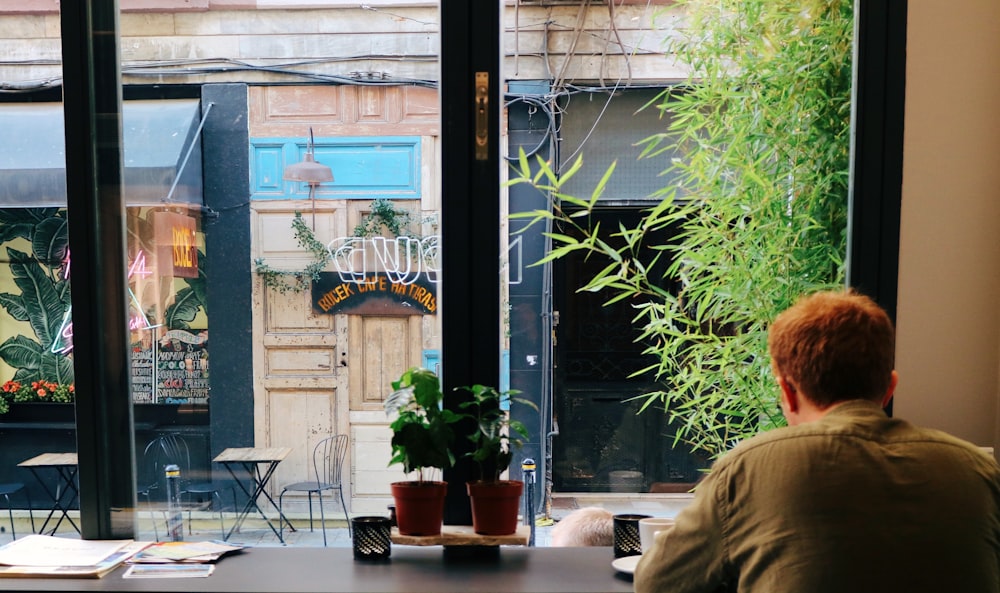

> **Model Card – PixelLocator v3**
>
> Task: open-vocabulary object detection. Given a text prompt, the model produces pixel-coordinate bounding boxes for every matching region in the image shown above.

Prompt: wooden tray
[390,524,530,547]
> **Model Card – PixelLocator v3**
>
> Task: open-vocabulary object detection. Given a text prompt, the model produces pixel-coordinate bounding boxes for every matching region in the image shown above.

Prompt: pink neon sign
[51,249,159,355]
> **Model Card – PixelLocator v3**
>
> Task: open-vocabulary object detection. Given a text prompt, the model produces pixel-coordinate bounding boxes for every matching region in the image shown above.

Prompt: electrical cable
[0,57,439,93]
[503,93,559,160]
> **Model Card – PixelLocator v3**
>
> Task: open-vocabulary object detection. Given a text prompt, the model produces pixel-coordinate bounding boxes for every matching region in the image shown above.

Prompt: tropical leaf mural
[164,250,207,329]
[0,208,208,390]
[0,209,72,385]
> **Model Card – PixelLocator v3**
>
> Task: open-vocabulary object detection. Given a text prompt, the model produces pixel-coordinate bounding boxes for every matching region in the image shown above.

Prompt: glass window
[0,1,901,549]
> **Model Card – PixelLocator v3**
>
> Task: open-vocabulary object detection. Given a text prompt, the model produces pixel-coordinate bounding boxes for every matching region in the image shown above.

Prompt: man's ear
[881,370,899,408]
[778,377,799,414]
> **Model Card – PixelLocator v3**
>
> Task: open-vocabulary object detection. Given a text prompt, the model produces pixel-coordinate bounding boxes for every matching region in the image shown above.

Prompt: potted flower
[458,383,537,535]
[384,367,462,536]
[1,379,76,420]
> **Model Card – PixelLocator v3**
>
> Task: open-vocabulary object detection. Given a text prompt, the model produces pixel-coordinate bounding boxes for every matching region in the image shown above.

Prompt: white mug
[639,517,675,553]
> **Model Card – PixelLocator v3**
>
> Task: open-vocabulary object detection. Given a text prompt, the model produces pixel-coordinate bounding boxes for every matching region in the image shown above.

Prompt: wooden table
[212,447,295,543]
[17,453,80,535]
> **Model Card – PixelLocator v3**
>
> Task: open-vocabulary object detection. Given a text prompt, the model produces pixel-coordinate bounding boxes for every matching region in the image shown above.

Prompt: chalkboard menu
[157,329,210,404]
[129,328,210,404]
[131,332,156,404]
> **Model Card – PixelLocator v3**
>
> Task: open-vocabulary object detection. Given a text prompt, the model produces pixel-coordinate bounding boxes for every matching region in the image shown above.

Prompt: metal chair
[137,434,233,540]
[278,434,350,546]
[0,483,33,539]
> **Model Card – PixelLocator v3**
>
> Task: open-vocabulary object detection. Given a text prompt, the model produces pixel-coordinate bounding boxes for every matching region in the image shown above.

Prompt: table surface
[0,546,634,593]
[17,453,78,467]
[212,447,291,464]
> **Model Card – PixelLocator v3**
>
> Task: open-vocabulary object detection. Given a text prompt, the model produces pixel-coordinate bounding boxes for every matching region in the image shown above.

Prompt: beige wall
[894,0,1000,448]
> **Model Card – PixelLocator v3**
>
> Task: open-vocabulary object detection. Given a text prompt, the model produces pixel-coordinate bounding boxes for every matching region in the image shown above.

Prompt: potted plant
[0,379,76,421]
[384,367,462,536]
[458,383,537,535]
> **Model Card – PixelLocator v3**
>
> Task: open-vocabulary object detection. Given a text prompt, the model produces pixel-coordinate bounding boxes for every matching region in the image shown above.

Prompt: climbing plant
[352,198,417,238]
[254,212,331,294]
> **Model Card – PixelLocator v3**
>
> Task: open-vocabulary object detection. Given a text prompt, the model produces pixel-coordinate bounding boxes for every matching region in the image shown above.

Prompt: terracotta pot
[467,480,523,535]
[390,480,447,536]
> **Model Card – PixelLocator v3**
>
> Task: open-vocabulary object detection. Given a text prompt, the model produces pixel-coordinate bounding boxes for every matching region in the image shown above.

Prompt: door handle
[475,72,489,161]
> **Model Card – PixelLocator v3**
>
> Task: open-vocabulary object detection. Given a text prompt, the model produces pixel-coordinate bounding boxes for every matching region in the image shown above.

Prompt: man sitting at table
[634,289,1000,593]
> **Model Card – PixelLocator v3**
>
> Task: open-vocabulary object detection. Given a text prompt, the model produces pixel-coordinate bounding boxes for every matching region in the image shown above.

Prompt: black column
[847,0,907,322]
[440,1,502,524]
[202,84,254,460]
[61,0,136,539]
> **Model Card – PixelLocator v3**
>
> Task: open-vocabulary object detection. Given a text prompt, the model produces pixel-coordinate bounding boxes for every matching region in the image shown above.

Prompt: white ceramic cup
[639,517,675,553]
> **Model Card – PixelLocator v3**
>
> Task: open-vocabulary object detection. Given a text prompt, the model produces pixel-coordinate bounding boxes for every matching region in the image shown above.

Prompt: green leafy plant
[352,199,434,264]
[254,212,330,294]
[458,384,537,484]
[352,198,416,238]
[2,379,74,403]
[510,0,852,459]
[384,367,463,481]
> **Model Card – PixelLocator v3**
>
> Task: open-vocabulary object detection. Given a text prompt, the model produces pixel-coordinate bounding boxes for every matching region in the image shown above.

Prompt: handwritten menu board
[131,333,156,404]
[130,329,210,404]
[156,330,209,404]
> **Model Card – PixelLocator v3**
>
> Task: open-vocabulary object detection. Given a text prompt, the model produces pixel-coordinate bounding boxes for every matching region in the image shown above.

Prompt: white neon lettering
[326,235,440,285]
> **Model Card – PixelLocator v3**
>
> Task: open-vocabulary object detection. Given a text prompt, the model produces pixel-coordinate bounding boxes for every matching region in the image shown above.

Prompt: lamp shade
[283,152,333,184]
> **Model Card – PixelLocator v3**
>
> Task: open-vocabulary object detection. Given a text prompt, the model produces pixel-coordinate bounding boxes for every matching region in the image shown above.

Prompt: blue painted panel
[501,349,510,410]
[252,144,285,196]
[250,136,420,200]
[422,349,441,377]
[419,349,510,409]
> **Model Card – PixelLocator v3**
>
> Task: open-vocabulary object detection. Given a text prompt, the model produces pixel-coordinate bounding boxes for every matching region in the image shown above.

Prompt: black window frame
[65,0,905,538]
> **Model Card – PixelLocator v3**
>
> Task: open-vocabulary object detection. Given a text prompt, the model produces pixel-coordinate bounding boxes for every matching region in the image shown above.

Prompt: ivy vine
[352,198,415,238]
[254,212,330,294]
[255,201,424,294]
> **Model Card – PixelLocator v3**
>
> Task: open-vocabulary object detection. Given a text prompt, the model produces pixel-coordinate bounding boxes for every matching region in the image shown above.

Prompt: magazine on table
[127,540,245,563]
[123,564,216,578]
[0,535,149,578]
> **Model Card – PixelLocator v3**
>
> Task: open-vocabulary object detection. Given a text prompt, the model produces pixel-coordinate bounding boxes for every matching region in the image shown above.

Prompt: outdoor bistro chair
[0,482,33,539]
[278,434,350,546]
[137,433,234,540]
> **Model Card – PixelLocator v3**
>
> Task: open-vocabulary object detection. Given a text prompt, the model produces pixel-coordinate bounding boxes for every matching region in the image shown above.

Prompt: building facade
[0,0,693,516]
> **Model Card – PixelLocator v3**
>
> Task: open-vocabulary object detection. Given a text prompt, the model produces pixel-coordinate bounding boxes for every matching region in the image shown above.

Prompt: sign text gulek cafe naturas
[313,272,437,315]
[313,235,439,316]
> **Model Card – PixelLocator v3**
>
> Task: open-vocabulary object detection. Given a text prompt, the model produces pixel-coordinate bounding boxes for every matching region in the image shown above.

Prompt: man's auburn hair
[767,290,895,407]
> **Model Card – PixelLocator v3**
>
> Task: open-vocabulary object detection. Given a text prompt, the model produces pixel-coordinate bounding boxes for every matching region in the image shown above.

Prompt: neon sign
[153,211,199,278]
[50,249,161,355]
[326,235,440,286]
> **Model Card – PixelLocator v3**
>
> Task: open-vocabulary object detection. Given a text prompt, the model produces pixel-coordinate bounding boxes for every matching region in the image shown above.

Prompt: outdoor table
[213,447,295,543]
[17,452,80,535]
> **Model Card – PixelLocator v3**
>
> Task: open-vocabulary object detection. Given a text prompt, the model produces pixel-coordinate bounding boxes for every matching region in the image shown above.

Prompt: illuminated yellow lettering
[318,291,338,311]
[172,226,194,268]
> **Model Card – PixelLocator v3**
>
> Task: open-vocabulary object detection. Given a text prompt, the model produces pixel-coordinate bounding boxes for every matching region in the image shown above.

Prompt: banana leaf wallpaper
[0,207,207,406]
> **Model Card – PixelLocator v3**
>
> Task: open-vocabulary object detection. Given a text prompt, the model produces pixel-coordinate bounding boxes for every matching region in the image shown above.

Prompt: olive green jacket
[634,400,1000,593]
